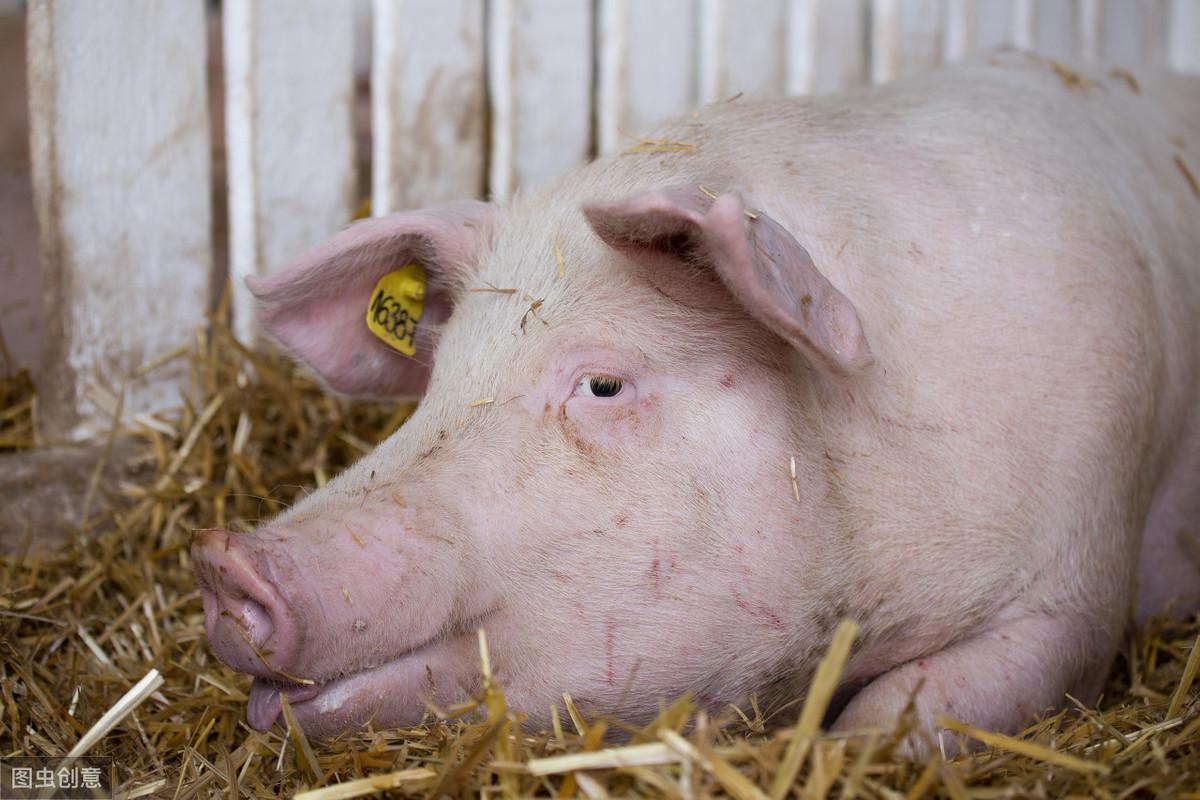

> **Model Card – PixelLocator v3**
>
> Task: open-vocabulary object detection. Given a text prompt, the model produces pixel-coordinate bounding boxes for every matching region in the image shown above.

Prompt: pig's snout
[192,529,304,682]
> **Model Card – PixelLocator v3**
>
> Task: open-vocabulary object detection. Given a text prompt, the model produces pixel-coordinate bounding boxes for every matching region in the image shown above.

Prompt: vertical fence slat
[1170,0,1200,73]
[784,0,818,94]
[943,0,970,61]
[970,0,1018,51]
[810,0,869,93]
[1100,0,1170,65]
[872,0,943,84]
[488,0,591,200]
[1031,0,1081,60]
[224,0,356,343]
[699,0,787,103]
[596,0,696,154]
[372,0,485,212]
[27,0,212,439]
[1077,0,1101,60]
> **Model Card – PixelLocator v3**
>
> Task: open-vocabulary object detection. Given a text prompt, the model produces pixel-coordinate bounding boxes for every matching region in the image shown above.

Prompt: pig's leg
[832,611,1114,756]
[1137,440,1200,620]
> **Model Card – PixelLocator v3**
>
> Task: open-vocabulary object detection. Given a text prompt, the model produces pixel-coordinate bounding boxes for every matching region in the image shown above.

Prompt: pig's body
[193,56,1200,749]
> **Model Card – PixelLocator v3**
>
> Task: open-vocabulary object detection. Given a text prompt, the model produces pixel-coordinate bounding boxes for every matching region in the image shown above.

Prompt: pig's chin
[245,637,477,736]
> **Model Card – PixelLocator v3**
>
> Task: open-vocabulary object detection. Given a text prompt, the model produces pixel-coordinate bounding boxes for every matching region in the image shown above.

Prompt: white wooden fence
[24,0,1200,439]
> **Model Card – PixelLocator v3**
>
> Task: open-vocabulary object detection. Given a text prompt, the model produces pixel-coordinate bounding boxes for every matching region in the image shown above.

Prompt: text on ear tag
[365,265,425,356]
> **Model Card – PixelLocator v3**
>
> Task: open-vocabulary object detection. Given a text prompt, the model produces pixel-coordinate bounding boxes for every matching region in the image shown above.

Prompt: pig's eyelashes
[574,375,625,399]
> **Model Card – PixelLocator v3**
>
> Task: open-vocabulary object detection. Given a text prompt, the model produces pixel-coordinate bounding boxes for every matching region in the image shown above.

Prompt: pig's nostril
[235,597,274,648]
[192,530,300,677]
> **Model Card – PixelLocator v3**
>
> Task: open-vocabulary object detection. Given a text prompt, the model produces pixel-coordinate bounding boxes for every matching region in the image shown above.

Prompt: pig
[192,54,1200,752]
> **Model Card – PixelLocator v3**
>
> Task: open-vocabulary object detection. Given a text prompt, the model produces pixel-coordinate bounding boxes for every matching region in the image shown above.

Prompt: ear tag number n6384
[366,265,425,356]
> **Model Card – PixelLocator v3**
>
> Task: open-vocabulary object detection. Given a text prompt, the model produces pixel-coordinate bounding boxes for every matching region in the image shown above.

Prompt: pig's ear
[582,187,873,376]
[247,202,496,397]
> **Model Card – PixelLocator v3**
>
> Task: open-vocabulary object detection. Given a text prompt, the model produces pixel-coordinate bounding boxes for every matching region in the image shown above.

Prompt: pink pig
[192,57,1200,749]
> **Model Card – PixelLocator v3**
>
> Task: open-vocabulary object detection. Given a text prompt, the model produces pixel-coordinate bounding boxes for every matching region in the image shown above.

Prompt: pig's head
[192,183,874,735]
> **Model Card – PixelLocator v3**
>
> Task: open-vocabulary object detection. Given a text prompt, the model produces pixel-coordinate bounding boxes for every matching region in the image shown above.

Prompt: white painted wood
[811,0,869,93]
[698,0,721,102]
[784,0,819,94]
[1032,0,1083,61]
[971,0,1018,51]
[1078,0,1102,60]
[872,0,943,84]
[699,0,787,103]
[224,0,356,344]
[1100,0,1169,65]
[596,0,697,155]
[353,0,373,78]
[944,0,971,61]
[26,0,212,440]
[488,0,592,199]
[1012,0,1036,49]
[372,0,486,211]
[1169,0,1200,73]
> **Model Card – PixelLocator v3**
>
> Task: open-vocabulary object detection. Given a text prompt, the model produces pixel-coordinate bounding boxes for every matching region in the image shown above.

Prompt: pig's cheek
[562,393,662,451]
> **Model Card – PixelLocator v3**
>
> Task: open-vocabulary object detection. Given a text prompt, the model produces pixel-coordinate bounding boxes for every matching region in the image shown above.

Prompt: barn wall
[13,0,1200,439]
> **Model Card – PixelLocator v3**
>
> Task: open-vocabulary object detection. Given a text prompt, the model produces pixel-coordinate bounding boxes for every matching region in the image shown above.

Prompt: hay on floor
[1,312,1197,798]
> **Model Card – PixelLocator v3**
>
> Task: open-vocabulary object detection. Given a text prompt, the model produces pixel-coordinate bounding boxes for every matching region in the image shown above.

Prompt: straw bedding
[1,313,1197,798]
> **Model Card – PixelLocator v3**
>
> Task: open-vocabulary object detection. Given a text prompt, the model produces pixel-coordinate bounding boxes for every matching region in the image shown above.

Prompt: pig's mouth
[241,628,485,734]
[242,636,438,731]
[247,678,322,730]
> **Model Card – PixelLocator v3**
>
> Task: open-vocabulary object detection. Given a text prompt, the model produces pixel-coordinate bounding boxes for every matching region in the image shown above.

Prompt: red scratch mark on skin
[605,619,617,687]
[835,240,849,259]
[648,539,663,599]
[731,587,784,629]
[908,241,924,260]
[614,513,629,528]
[719,374,735,389]
[551,571,570,584]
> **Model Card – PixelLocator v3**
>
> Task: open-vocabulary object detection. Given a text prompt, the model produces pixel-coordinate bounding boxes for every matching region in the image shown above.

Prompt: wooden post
[699,0,788,102]
[596,0,697,155]
[223,0,355,343]
[1169,0,1200,73]
[26,0,212,440]
[488,0,592,199]
[871,0,945,84]
[372,0,486,213]
[809,0,870,94]
[223,0,357,344]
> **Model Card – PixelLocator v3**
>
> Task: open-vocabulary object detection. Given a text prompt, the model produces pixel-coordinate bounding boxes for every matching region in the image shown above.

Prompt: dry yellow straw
[555,237,566,279]
[1166,633,1200,720]
[281,694,325,784]
[770,619,859,800]
[661,729,769,800]
[292,768,437,800]
[527,742,679,775]
[938,717,1110,774]
[67,668,164,758]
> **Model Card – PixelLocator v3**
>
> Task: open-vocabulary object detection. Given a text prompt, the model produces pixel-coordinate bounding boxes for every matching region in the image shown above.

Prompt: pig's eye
[575,375,625,399]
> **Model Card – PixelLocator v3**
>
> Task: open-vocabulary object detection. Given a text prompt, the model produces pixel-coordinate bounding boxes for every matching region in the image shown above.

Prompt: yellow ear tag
[365,265,426,356]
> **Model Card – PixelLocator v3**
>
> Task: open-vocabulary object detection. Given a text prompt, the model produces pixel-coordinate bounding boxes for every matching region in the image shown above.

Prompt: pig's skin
[192,55,1200,751]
